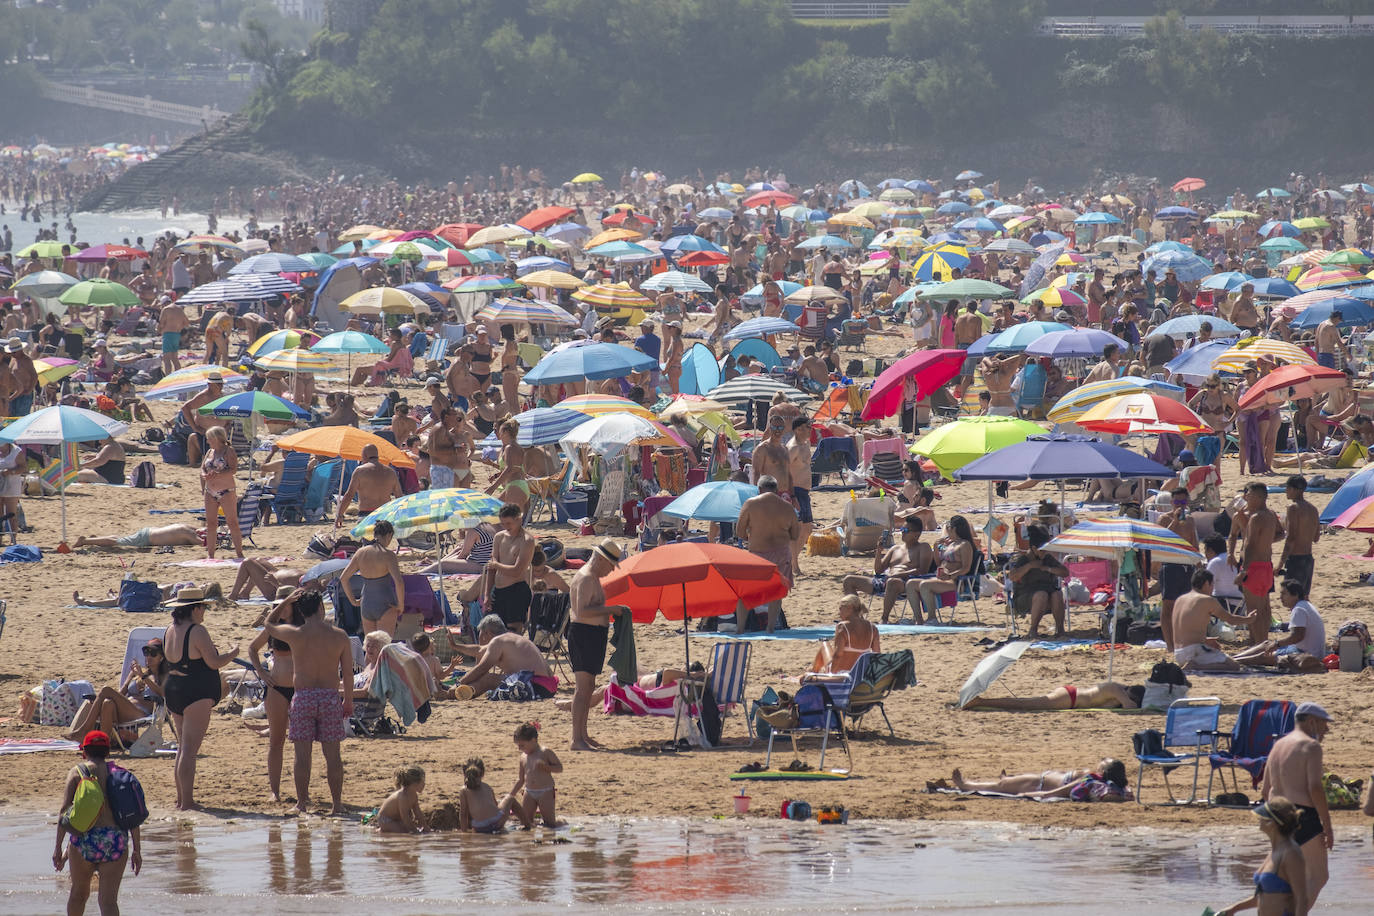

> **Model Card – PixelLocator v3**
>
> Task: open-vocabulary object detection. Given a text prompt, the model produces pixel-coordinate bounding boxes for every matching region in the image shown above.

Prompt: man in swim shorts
[486,503,536,633]
[1263,702,1335,906]
[451,615,558,700]
[1169,568,1251,671]
[1229,481,1284,645]
[264,588,354,814]
[735,475,799,633]
[157,296,188,375]
[567,539,628,751]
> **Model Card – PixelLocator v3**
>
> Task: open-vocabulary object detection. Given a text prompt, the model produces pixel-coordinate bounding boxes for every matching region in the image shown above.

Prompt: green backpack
[61,764,105,835]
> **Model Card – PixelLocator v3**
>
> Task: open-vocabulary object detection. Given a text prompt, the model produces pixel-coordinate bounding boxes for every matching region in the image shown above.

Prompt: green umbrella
[916,278,1015,300]
[299,252,338,269]
[197,391,312,422]
[1321,250,1373,268]
[909,415,1045,480]
[1259,237,1306,253]
[58,278,140,308]
[15,241,66,260]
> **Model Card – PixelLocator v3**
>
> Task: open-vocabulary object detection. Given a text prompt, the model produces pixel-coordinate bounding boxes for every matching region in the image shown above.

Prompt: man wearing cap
[334,443,402,529]
[1263,701,1335,904]
[157,294,188,375]
[568,539,629,751]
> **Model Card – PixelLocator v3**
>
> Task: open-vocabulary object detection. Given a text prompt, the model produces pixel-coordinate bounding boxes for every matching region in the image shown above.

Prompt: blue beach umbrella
[1156,206,1199,220]
[1074,211,1123,225]
[1200,272,1253,292]
[1142,251,1213,283]
[985,321,1072,353]
[1321,464,1374,523]
[955,435,1171,481]
[1259,220,1301,238]
[1023,328,1129,359]
[660,234,726,255]
[951,216,1002,233]
[1246,277,1301,298]
[1146,240,1193,255]
[661,481,760,523]
[586,241,652,259]
[741,280,802,303]
[1288,298,1374,330]
[696,208,732,221]
[522,342,656,385]
[1162,340,1239,382]
[905,179,936,193]
[507,407,592,445]
[723,316,802,341]
[197,390,311,421]
[795,235,855,250]
[514,256,571,274]
[936,201,972,215]
[1028,231,1066,247]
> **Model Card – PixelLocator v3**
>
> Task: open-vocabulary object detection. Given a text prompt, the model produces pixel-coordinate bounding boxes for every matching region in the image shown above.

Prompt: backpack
[1132,729,1180,770]
[105,764,148,830]
[118,579,163,613]
[1148,661,1191,687]
[130,461,156,488]
[61,764,105,835]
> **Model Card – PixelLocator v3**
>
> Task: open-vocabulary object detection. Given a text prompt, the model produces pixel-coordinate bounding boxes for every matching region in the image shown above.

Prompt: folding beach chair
[673,640,753,746]
[269,451,311,523]
[528,459,573,525]
[1207,699,1296,803]
[1134,696,1222,805]
[810,436,857,489]
[116,627,178,756]
[927,552,989,625]
[219,481,267,549]
[839,495,896,556]
[764,682,852,772]
[706,641,752,737]
[841,649,916,735]
[861,436,905,475]
[527,591,571,679]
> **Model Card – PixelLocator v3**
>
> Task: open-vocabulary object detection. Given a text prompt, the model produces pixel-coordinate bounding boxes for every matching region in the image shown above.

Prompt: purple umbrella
[1024,328,1130,359]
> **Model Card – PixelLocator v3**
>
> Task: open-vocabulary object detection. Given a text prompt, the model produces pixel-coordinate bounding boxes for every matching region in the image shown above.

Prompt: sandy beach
[2,320,1372,837]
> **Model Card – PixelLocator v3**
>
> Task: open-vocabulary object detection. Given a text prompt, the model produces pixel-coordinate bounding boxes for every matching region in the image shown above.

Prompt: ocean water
[1,814,1371,914]
[3,209,252,248]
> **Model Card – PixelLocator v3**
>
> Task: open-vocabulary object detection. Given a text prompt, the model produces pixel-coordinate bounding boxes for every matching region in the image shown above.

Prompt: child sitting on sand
[459,758,517,833]
[509,721,563,828]
[377,765,427,833]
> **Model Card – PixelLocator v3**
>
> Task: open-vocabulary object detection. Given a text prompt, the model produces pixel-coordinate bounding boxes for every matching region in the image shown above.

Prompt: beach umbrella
[504,407,591,446]
[560,394,656,420]
[1236,364,1346,410]
[847,200,892,219]
[677,250,730,268]
[1328,494,1374,533]
[143,365,250,400]
[254,347,335,373]
[229,253,315,275]
[517,205,577,232]
[1260,238,1306,256]
[1341,183,1374,194]
[1348,284,1374,301]
[983,238,1036,255]
[339,224,384,242]
[860,349,966,422]
[655,394,728,417]
[0,405,128,542]
[518,269,584,291]
[829,212,875,230]
[475,297,578,326]
[1259,220,1301,239]
[956,170,984,182]
[11,270,79,298]
[1256,188,1291,199]
[879,188,915,202]
[1162,340,1240,383]
[1294,266,1364,291]
[301,558,350,587]
[1321,249,1373,269]
[986,205,1026,221]
[1024,328,1129,359]
[744,190,796,208]
[905,179,936,193]
[1093,235,1144,254]
[1246,277,1301,298]
[544,222,592,243]
[299,253,338,270]
[176,276,301,305]
[311,330,388,356]
[570,172,603,184]
[1288,298,1374,330]
[707,375,808,405]
[917,278,1013,301]
[559,414,675,458]
[1047,377,1185,424]
[513,256,571,275]
[350,488,502,540]
[174,235,244,255]
[15,241,68,259]
[247,328,319,359]
[585,228,644,249]
[784,285,846,305]
[1044,518,1203,678]
[1200,271,1254,292]
[660,234,726,255]
[278,426,414,469]
[58,278,139,308]
[1021,286,1086,310]
[722,316,801,341]
[339,287,427,315]
[640,270,711,294]
[523,342,655,385]
[33,357,80,387]
[952,216,1003,233]
[795,235,855,251]
[956,434,1171,482]
[586,240,653,259]
[70,243,147,263]
[1074,211,1122,226]
[909,416,1044,480]
[1293,217,1330,231]
[1156,206,1199,220]
[984,321,1072,353]
[678,343,722,396]
[466,224,531,248]
[935,201,972,216]
[661,481,760,524]
[1145,241,1192,255]
[911,244,971,281]
[697,207,733,220]
[197,390,310,422]
[957,641,1031,709]
[1320,464,1374,523]
[1141,251,1213,283]
[1076,393,1209,436]
[1152,315,1242,337]
[1211,338,1316,373]
[572,283,653,309]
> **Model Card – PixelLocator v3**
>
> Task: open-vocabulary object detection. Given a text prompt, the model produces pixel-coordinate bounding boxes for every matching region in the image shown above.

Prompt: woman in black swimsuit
[468,328,494,388]
[248,588,311,802]
[163,587,241,810]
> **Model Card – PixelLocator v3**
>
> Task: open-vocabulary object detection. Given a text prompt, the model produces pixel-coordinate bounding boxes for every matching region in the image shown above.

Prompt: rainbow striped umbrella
[1294,265,1365,291]
[247,328,319,359]
[1021,286,1086,309]
[144,365,249,400]
[349,488,503,540]
[33,357,80,386]
[474,296,578,326]
[560,394,656,420]
[444,274,523,293]
[1046,377,1185,424]
[254,347,335,373]
[571,282,654,309]
[1211,337,1316,373]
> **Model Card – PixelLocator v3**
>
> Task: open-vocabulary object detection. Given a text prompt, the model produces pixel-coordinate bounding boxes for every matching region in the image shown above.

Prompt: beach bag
[1141,680,1189,710]
[61,764,106,836]
[143,427,165,444]
[305,530,338,561]
[1148,661,1190,687]
[118,579,163,613]
[130,461,156,488]
[1322,773,1364,810]
[105,764,148,830]
[758,690,799,731]
[1131,729,1180,769]
[40,679,91,727]
[158,438,188,465]
[807,530,842,557]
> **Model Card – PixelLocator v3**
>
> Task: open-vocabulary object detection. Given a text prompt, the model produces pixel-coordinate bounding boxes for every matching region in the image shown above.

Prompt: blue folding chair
[810,436,857,489]
[1207,699,1296,803]
[270,452,310,523]
[764,682,852,772]
[1135,696,1221,805]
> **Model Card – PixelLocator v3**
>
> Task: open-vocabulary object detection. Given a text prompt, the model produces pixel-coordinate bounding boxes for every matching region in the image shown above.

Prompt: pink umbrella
[1329,494,1374,532]
[859,348,966,421]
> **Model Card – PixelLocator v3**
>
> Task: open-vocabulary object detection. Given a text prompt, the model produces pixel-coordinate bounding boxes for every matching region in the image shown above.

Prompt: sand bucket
[733,791,751,814]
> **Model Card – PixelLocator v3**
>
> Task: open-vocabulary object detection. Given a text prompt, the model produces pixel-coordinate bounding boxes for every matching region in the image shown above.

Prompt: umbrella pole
[986,480,994,562]
[60,446,67,544]
[1108,553,1124,681]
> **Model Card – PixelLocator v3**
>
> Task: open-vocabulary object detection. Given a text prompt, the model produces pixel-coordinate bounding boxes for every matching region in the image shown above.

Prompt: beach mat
[1188,668,1303,678]
[695,623,995,641]
[730,770,850,782]
[1027,638,1101,651]
[930,787,1067,802]
[0,737,80,755]
[168,557,243,568]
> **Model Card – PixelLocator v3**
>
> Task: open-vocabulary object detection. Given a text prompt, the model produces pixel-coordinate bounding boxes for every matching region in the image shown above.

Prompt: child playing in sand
[459,758,516,833]
[377,765,427,833]
[509,721,562,828]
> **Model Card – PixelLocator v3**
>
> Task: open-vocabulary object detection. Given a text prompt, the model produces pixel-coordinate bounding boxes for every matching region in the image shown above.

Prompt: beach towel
[929,787,1072,803]
[608,607,638,685]
[1027,638,1100,652]
[693,623,996,641]
[0,737,80,755]
[0,544,41,564]
[602,673,695,717]
[369,642,435,726]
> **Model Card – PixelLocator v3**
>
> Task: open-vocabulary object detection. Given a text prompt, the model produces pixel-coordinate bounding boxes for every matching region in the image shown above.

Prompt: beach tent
[311,257,378,331]
[727,338,782,372]
[678,343,721,396]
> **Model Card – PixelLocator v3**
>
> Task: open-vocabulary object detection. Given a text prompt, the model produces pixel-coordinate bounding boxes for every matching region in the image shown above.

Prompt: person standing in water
[54,731,143,915]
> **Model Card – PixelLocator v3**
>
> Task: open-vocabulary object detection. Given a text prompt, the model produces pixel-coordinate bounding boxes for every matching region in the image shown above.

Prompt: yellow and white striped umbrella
[571,282,653,309]
[1211,337,1317,373]
[254,347,335,373]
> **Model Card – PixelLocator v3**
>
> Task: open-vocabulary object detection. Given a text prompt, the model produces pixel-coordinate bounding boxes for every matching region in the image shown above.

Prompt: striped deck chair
[706,641,752,737]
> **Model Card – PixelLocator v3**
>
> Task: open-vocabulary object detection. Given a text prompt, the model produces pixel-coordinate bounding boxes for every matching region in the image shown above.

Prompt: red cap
[80,730,111,751]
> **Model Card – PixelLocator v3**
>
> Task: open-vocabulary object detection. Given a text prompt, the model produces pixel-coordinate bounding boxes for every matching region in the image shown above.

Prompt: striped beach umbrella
[640,270,712,294]
[197,390,311,421]
[177,276,301,305]
[247,328,319,359]
[722,316,802,341]
[33,357,80,386]
[1294,265,1365,291]
[254,347,335,373]
[444,274,524,293]
[11,270,79,298]
[174,235,244,254]
[560,394,656,420]
[144,365,249,400]
[1021,286,1086,309]
[1047,377,1185,424]
[572,282,654,309]
[911,243,971,281]
[1320,249,1373,269]
[1211,338,1316,373]
[475,297,578,326]
[339,287,427,315]
[350,488,503,540]
[506,407,592,445]
[229,253,316,275]
[1075,392,1210,436]
[706,375,809,406]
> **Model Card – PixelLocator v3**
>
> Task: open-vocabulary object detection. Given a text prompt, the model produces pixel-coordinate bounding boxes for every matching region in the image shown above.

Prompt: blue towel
[0,544,41,564]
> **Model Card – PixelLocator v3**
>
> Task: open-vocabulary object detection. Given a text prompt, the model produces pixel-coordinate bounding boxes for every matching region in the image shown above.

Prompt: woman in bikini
[485,419,531,513]
[1214,796,1309,916]
[468,328,495,390]
[247,588,307,802]
[163,587,242,810]
[64,639,168,743]
[949,757,1130,801]
[811,594,881,674]
[1188,374,1237,468]
[499,323,521,409]
[908,515,977,623]
[200,426,243,560]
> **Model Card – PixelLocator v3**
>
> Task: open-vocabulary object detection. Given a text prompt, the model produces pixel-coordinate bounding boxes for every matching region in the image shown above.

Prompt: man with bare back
[1228,481,1285,644]
[751,413,792,493]
[567,540,628,751]
[334,444,402,528]
[736,476,799,633]
[486,503,537,634]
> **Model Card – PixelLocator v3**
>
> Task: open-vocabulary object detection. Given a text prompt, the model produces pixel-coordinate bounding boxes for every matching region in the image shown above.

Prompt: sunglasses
[142,646,161,656]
